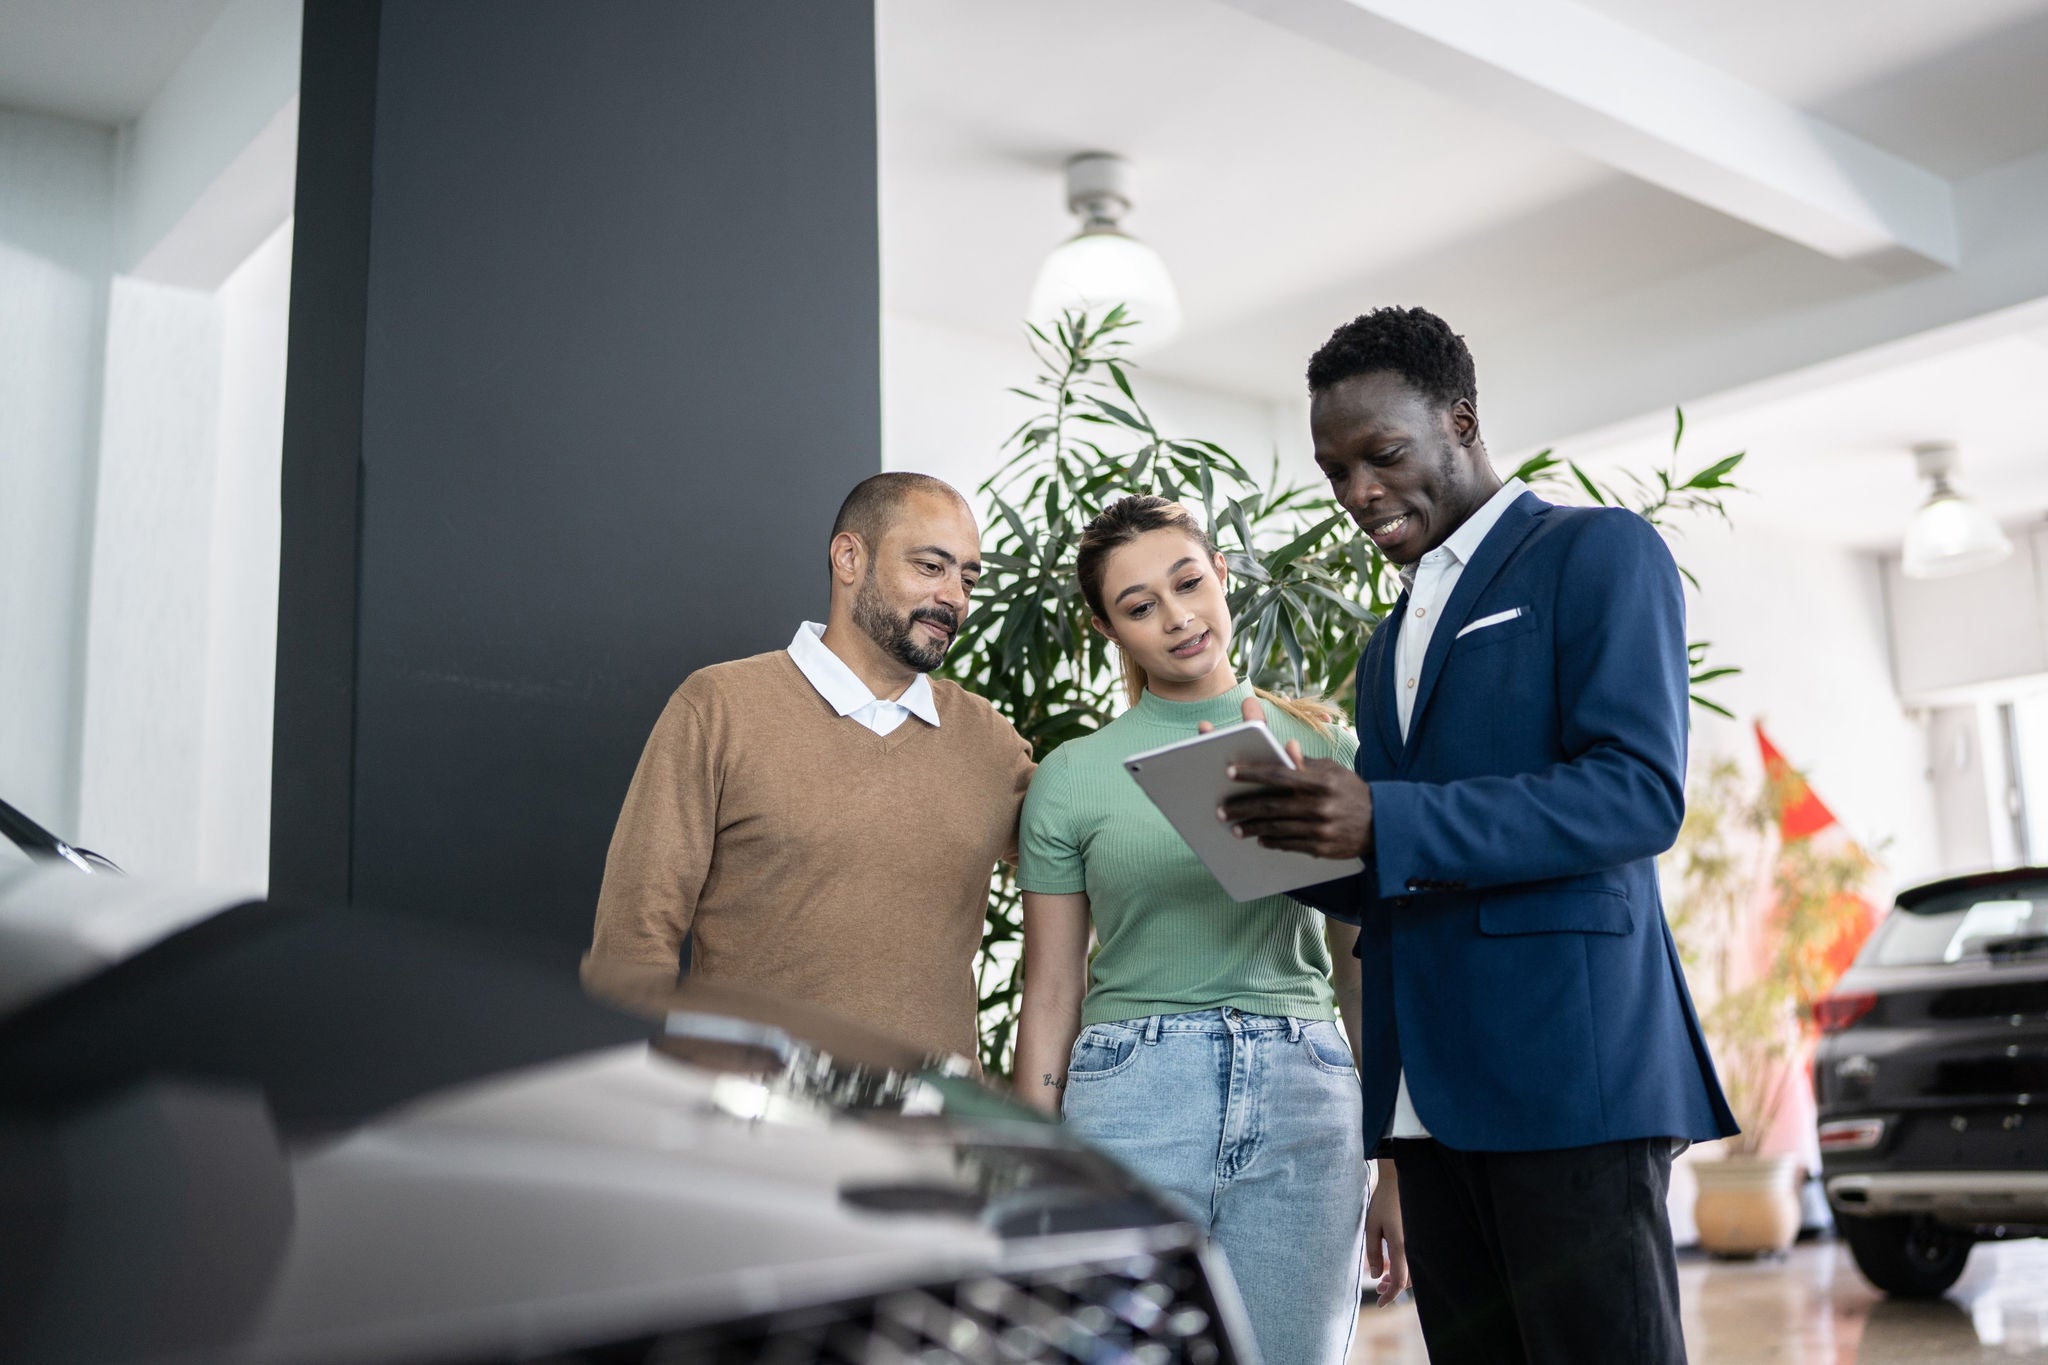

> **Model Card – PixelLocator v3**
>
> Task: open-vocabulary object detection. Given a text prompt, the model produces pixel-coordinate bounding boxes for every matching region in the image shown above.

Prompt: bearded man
[586,472,1032,1059]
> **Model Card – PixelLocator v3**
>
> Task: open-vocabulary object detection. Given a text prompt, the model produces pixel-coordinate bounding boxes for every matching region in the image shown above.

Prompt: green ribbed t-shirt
[1019,679,1360,1026]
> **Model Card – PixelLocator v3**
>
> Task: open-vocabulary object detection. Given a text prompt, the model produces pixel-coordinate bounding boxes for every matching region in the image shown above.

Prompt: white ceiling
[877,0,2048,550]
[1582,0,2048,177]
[879,0,1751,392]
[0,0,228,125]
[1562,329,2048,549]
[4,0,2042,555]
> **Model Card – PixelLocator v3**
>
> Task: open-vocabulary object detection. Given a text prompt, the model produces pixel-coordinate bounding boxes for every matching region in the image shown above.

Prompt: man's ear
[1449,398,1481,449]
[829,531,866,587]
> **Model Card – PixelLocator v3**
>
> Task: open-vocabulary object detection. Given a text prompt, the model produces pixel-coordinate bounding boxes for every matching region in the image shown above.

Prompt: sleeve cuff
[1016,875,1087,895]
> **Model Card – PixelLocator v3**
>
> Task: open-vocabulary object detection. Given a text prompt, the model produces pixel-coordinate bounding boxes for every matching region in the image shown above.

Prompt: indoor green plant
[948,308,1746,1076]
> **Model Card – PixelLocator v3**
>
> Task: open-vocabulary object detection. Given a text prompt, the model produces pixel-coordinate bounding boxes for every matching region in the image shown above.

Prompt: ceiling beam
[1222,0,1960,268]
[1478,149,2048,453]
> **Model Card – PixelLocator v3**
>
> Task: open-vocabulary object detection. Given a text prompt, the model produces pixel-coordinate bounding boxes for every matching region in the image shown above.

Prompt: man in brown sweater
[586,473,1033,1060]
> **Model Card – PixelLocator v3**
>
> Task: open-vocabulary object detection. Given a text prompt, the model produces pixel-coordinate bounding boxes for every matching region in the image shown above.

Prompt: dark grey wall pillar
[274,1,880,961]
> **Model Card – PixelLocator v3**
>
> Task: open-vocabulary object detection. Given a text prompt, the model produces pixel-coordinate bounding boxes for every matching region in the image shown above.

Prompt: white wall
[0,111,116,832]
[121,0,301,286]
[1676,519,1941,890]
[68,228,291,889]
[198,221,290,889]
[1882,526,2048,703]
[1924,703,2005,872]
[2015,689,2048,863]
[2,4,295,881]
[76,276,221,877]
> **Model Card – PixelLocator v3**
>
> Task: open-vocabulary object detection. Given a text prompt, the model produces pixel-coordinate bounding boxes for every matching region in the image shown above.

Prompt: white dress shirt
[1385,476,1528,1139]
[786,622,941,737]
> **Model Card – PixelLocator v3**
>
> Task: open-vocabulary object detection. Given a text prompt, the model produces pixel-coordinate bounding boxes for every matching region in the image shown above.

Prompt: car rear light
[1817,1117,1887,1152]
[1814,991,1878,1034]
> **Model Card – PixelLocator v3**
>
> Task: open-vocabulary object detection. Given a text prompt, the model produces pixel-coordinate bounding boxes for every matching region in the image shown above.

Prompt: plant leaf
[1510,449,1560,483]
[1088,396,1151,431]
[1685,453,1746,490]
[989,493,1037,560]
[1569,462,1609,506]
[1267,511,1348,573]
[1226,499,1258,554]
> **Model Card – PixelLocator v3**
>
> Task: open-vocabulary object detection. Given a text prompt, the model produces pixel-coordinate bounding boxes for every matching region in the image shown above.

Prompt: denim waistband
[1095,1008,1309,1039]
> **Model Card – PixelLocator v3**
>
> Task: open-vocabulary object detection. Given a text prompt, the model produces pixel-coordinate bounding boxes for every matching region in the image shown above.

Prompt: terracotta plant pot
[1692,1152,1803,1257]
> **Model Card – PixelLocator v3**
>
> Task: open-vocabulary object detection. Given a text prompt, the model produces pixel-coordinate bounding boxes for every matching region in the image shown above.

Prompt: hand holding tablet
[1123,715,1365,902]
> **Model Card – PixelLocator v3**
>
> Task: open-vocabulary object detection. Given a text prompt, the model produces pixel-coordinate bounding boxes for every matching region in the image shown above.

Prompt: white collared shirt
[1386,475,1527,1140]
[1393,477,1528,741]
[786,622,941,737]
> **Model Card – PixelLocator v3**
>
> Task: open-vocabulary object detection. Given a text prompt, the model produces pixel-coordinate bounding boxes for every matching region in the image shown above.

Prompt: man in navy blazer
[1225,308,1735,1364]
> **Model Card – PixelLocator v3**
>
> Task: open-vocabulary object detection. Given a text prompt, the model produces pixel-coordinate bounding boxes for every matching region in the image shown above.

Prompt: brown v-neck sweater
[586,650,1033,1059]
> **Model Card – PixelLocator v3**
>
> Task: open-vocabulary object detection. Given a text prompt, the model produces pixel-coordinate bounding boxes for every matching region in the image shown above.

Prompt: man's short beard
[852,570,955,674]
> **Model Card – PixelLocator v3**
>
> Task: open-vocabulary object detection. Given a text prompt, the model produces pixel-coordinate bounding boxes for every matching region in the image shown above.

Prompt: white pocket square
[1456,607,1525,639]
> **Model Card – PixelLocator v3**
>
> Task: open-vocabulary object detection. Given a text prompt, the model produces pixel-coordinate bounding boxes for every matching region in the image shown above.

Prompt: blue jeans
[1062,1009,1366,1365]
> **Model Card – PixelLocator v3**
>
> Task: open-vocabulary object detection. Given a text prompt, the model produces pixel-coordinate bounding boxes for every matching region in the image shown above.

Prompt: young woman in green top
[1013,495,1406,1365]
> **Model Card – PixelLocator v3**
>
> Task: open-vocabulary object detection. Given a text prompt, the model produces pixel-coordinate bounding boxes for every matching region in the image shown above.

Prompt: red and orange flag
[1755,722,1881,1005]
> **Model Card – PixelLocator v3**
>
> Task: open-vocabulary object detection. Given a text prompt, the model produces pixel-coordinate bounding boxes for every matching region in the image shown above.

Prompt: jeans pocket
[1300,1020,1357,1074]
[1066,1023,1144,1081]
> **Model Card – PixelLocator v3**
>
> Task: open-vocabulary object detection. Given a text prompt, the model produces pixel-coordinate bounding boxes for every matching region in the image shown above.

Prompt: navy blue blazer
[1299,490,1737,1152]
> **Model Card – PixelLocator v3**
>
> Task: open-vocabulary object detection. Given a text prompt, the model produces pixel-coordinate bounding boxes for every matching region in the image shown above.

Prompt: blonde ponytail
[1253,686,1340,740]
[1115,647,1148,710]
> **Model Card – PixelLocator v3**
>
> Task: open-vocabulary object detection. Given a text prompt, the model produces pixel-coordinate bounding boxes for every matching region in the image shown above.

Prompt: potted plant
[1664,759,1878,1255]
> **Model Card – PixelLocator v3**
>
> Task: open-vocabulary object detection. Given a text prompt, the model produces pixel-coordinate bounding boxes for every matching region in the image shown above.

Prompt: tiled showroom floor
[1348,1237,2048,1362]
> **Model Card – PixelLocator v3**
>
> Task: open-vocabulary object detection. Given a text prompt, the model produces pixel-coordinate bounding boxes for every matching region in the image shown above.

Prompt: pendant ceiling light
[1900,441,2013,580]
[1027,153,1181,353]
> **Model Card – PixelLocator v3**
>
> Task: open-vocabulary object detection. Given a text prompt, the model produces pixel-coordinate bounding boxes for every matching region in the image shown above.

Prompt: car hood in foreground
[0,874,1186,1365]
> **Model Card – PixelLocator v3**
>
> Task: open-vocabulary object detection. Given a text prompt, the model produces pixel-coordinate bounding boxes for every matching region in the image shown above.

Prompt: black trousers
[1387,1136,1686,1365]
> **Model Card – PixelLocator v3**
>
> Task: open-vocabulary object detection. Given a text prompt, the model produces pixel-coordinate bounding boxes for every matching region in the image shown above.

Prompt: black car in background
[1814,867,2048,1297]
[0,803,1256,1365]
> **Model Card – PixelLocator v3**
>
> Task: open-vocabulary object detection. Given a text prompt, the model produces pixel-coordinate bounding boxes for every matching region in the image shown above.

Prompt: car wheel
[1838,1213,1973,1298]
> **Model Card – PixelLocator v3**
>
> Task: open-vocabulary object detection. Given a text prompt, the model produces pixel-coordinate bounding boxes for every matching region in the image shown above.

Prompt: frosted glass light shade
[1027,229,1182,352]
[1901,491,2014,579]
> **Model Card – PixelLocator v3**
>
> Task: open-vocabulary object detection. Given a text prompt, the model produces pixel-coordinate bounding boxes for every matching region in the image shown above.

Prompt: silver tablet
[1122,719,1366,902]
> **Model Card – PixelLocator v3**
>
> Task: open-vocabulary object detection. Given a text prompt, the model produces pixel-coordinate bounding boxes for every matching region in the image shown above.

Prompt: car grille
[620,1248,1241,1365]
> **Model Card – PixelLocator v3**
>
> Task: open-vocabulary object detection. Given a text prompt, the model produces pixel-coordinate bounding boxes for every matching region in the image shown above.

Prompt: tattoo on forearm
[1041,1073,1066,1089]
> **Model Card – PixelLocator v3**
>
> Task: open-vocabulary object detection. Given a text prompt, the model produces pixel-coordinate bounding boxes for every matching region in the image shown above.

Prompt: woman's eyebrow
[1113,558,1198,604]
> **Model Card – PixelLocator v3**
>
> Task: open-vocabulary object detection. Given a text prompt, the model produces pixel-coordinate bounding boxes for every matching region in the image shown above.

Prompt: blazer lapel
[1407,492,1545,742]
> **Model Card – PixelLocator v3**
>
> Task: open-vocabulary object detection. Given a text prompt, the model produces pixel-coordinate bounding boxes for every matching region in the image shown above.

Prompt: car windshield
[1867,881,2048,966]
